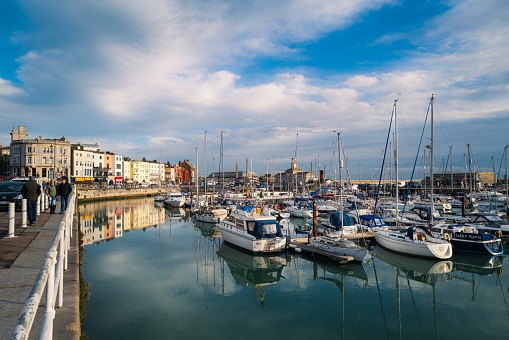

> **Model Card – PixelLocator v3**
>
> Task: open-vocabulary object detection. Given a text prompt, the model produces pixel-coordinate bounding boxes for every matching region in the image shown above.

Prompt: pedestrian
[45,179,58,214]
[57,176,72,214]
[21,176,41,226]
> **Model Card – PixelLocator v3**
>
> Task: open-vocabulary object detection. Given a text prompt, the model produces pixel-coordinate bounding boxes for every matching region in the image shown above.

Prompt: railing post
[40,254,56,340]
[8,202,16,238]
[36,195,41,216]
[58,233,64,307]
[21,199,27,228]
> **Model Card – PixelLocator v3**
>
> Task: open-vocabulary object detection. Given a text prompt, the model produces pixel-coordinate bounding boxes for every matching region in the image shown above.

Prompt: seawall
[77,188,162,202]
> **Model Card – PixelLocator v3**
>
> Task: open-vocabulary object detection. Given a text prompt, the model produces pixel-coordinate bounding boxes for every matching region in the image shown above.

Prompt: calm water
[80,198,509,340]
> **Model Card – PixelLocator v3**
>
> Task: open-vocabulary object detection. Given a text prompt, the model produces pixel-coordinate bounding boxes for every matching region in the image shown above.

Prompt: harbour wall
[77,188,161,202]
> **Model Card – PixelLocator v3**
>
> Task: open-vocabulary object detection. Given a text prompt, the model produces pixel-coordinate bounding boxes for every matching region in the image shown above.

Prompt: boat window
[247,222,255,232]
[262,223,277,235]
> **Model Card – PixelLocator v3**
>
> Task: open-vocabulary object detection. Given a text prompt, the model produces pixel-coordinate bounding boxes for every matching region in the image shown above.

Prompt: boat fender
[498,230,502,238]
[444,233,451,242]
[256,287,263,294]
[295,248,302,253]
[422,234,427,241]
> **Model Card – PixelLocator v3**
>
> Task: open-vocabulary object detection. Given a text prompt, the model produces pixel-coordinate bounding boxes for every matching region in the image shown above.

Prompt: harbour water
[80,198,509,339]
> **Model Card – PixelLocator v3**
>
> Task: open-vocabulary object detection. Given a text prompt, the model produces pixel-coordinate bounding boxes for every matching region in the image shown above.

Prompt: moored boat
[374,226,453,259]
[431,224,503,256]
[309,235,369,262]
[216,206,286,253]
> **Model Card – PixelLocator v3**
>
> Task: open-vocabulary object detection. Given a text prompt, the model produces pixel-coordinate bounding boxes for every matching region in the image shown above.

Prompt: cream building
[71,145,95,183]
[149,161,165,185]
[9,126,71,181]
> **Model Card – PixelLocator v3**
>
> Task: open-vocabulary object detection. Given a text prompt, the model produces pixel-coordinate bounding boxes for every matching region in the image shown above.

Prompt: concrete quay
[77,187,161,202]
[0,208,79,340]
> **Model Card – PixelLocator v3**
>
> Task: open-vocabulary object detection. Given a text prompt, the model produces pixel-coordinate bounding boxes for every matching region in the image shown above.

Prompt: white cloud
[2,0,508,174]
[0,78,24,96]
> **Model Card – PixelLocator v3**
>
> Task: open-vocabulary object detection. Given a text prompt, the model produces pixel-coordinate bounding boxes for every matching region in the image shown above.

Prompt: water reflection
[216,242,287,308]
[194,221,221,238]
[80,198,509,340]
[80,197,166,245]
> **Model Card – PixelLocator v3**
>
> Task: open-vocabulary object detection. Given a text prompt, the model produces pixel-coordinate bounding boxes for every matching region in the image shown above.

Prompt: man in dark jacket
[57,176,72,214]
[21,176,41,226]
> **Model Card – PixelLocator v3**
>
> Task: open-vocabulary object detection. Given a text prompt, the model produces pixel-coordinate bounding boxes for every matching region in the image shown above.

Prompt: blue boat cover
[329,212,355,228]
[359,215,386,228]
[255,220,283,238]
[237,206,255,213]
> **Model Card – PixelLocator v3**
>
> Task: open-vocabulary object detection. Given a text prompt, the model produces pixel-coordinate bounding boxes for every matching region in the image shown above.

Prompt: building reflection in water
[79,198,166,245]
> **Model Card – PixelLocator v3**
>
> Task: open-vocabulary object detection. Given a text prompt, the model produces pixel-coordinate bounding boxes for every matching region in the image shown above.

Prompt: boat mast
[336,131,343,231]
[221,131,224,196]
[430,94,435,227]
[204,130,207,205]
[506,145,508,214]
[450,146,453,198]
[195,147,199,205]
[394,99,399,227]
[467,143,472,194]
[296,133,299,195]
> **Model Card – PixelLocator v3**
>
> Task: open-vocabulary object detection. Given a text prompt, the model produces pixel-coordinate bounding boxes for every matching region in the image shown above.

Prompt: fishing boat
[216,206,286,253]
[431,224,503,255]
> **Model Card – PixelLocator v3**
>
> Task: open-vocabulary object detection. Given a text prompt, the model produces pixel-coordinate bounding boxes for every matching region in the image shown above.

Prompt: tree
[0,154,9,176]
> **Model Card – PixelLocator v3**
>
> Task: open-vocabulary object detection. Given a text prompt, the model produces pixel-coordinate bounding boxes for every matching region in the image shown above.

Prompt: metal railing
[11,187,77,340]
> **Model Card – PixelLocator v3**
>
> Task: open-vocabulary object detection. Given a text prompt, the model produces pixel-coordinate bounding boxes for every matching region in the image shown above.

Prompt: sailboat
[194,131,228,223]
[374,96,453,259]
[309,131,369,262]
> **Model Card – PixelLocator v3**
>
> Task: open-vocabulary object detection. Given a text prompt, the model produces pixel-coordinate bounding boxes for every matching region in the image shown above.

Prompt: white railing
[11,187,77,340]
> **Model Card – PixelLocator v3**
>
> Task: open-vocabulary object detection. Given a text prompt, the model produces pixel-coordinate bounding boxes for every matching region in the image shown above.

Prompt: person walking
[45,179,58,214]
[58,176,72,214]
[21,176,41,226]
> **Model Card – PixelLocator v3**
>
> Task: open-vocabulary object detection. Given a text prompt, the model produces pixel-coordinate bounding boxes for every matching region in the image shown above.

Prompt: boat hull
[374,230,452,259]
[217,222,286,254]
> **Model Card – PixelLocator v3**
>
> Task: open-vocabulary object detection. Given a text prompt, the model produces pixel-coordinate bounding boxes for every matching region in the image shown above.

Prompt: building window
[27,146,32,153]
[27,157,31,164]
[43,157,47,164]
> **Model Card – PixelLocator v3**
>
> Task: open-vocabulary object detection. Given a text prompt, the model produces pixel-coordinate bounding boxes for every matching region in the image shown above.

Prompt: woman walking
[45,179,58,214]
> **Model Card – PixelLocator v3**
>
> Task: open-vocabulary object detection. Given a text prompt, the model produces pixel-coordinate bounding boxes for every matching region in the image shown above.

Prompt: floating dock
[288,242,354,264]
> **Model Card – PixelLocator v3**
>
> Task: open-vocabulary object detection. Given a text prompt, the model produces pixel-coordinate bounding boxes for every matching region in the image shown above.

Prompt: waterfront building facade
[9,126,71,181]
[71,145,95,184]
[123,159,133,185]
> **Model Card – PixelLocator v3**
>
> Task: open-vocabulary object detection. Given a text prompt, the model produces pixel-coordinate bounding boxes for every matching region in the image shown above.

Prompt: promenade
[0,207,79,339]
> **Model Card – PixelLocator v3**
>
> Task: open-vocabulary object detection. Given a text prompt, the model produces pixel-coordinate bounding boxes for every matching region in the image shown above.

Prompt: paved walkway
[0,207,80,339]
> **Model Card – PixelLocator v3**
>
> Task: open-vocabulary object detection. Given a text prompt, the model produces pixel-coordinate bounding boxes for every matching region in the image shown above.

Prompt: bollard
[37,195,41,216]
[21,199,27,227]
[8,202,16,238]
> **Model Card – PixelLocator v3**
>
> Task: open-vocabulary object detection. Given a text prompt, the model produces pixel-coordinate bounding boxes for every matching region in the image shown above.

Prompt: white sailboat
[309,132,369,262]
[374,96,452,259]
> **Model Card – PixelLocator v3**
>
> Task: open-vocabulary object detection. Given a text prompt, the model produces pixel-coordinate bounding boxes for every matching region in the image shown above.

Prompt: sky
[1,0,508,179]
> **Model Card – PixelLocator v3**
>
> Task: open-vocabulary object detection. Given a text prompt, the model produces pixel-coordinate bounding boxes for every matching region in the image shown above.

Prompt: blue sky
[1,0,508,179]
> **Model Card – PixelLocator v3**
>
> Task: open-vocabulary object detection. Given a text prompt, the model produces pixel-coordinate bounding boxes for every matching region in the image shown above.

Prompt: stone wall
[77,188,161,202]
